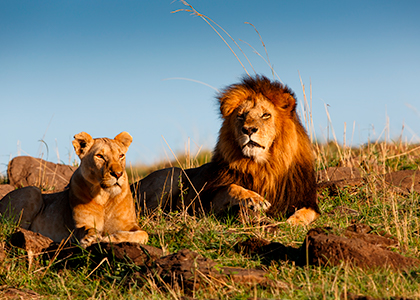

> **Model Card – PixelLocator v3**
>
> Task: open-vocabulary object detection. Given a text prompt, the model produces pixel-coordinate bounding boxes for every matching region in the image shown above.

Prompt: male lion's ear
[219,88,249,118]
[277,93,296,112]
[114,131,132,150]
[72,132,94,159]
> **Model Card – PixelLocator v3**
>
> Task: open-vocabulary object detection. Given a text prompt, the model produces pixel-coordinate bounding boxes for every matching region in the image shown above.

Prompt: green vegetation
[1,140,420,299]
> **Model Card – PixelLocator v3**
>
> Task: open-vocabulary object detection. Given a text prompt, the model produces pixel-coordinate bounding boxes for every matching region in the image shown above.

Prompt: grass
[1,138,420,299]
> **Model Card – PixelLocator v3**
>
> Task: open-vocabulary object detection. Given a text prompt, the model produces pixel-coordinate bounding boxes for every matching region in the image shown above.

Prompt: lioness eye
[262,113,271,120]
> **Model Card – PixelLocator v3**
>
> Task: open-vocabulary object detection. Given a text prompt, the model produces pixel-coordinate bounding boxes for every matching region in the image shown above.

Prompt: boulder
[0,184,14,199]
[303,227,419,270]
[7,156,75,192]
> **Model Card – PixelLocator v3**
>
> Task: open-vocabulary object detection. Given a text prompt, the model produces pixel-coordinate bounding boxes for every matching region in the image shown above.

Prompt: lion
[0,132,148,247]
[132,75,320,225]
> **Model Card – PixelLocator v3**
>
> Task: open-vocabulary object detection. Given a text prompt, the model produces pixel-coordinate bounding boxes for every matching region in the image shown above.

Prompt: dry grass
[1,132,420,299]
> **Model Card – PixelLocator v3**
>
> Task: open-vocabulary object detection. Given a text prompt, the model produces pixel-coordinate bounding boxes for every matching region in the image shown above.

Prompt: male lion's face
[233,96,277,162]
[72,132,132,197]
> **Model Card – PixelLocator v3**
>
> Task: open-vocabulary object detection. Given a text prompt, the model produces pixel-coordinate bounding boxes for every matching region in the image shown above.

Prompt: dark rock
[235,237,300,263]
[7,156,75,192]
[344,224,398,249]
[235,225,418,271]
[92,242,163,267]
[43,242,162,269]
[10,228,54,268]
[153,249,278,291]
[303,227,419,270]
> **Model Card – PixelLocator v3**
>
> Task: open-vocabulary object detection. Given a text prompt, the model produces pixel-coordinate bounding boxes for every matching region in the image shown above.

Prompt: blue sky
[1,0,419,174]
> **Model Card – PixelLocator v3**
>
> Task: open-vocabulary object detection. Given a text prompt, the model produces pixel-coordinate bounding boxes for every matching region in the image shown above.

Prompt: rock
[10,228,54,268]
[235,237,300,263]
[42,241,163,269]
[384,170,420,195]
[0,184,14,199]
[90,242,163,267]
[235,225,419,271]
[153,249,279,291]
[344,224,398,249]
[7,156,75,192]
[303,227,419,270]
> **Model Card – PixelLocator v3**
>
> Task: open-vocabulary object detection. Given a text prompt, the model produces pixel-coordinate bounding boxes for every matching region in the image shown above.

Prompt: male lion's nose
[242,126,258,135]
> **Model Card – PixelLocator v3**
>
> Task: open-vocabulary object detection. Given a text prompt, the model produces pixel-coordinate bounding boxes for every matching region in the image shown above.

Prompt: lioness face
[73,132,132,197]
[234,96,277,162]
[89,143,127,194]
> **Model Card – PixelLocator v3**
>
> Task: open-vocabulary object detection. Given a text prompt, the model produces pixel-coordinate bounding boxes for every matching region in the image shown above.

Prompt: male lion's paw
[286,208,319,226]
[241,192,271,212]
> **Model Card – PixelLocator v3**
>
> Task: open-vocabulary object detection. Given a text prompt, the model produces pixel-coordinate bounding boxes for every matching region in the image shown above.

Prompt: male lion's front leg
[211,184,271,214]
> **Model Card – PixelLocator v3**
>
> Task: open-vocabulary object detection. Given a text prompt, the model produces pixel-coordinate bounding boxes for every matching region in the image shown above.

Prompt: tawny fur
[133,75,320,225]
[0,132,148,247]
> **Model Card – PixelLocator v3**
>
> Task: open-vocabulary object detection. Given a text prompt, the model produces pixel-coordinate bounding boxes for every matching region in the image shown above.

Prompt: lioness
[0,132,148,247]
[132,75,320,225]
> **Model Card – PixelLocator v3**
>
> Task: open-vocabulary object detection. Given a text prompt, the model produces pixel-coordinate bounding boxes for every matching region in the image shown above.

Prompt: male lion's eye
[95,154,104,160]
[262,113,271,120]
[119,154,125,159]
[237,114,244,120]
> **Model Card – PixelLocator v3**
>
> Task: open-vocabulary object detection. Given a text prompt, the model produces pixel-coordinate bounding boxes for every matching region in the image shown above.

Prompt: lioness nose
[111,170,123,179]
[242,126,258,135]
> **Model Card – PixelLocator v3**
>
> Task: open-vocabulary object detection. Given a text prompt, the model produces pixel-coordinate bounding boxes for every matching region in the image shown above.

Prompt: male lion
[133,75,320,225]
[0,132,148,247]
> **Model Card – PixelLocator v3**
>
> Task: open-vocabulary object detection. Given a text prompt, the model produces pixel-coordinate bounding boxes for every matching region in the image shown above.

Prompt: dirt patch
[384,170,420,195]
[317,167,365,196]
[0,286,41,300]
[7,156,75,192]
[318,166,363,182]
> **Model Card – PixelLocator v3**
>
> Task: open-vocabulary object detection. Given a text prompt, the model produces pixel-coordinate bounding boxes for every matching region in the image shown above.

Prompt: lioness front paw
[80,234,103,248]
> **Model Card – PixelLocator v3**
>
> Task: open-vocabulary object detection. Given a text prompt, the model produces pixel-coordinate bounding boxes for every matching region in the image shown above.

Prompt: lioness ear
[72,132,94,159]
[114,131,132,150]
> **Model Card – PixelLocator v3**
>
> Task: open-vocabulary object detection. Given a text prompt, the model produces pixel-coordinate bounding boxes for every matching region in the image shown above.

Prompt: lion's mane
[205,75,318,217]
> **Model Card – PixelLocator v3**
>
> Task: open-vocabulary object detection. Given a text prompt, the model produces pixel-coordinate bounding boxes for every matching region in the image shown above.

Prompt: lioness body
[133,75,320,225]
[0,132,148,247]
